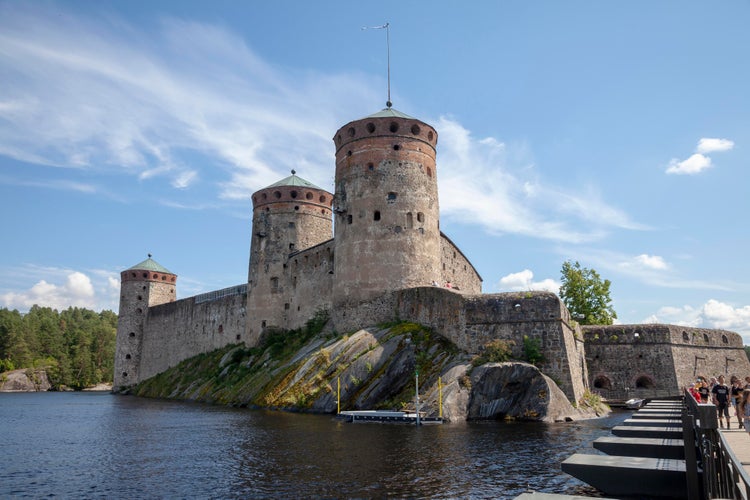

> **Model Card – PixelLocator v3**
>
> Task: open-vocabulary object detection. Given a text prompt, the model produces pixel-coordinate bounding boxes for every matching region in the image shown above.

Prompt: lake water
[0,392,629,498]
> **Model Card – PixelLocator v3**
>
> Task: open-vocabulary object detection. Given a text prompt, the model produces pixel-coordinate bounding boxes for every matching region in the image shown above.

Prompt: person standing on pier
[712,375,731,429]
[740,389,750,434]
[731,376,744,429]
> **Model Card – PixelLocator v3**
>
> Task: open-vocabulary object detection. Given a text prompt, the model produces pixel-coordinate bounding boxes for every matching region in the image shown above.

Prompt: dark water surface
[0,392,629,498]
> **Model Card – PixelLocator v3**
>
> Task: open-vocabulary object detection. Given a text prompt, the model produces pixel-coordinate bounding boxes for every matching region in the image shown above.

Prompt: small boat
[337,410,443,424]
[625,398,646,409]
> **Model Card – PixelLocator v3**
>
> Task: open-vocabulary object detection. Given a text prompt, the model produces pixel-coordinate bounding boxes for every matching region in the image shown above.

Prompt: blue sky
[1,1,749,340]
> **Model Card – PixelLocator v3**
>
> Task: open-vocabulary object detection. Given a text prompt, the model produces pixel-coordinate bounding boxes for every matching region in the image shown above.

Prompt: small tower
[332,108,441,305]
[113,255,176,390]
[246,171,333,343]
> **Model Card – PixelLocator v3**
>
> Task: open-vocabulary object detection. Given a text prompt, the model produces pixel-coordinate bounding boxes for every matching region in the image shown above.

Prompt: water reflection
[1,392,628,499]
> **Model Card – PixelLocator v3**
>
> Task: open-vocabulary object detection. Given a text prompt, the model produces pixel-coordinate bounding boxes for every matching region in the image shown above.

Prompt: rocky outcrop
[133,323,605,422]
[0,369,52,392]
[467,362,583,422]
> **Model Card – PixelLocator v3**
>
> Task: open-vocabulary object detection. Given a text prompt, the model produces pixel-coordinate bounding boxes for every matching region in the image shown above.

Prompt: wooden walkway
[722,427,750,476]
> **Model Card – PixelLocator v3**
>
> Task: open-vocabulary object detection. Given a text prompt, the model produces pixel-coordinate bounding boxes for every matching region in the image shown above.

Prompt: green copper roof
[264,170,323,190]
[127,255,173,274]
[365,107,415,119]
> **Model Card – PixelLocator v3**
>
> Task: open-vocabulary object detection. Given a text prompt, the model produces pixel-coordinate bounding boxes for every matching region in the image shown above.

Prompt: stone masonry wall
[439,233,482,293]
[138,293,246,382]
[583,324,750,397]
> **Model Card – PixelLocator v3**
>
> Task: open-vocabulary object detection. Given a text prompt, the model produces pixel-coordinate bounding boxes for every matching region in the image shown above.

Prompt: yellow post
[438,376,443,419]
[337,376,340,414]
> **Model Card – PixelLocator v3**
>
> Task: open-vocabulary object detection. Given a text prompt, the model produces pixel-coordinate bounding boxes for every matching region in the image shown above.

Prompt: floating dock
[337,410,443,424]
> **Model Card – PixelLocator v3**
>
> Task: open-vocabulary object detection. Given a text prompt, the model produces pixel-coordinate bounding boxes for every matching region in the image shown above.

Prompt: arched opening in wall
[683,331,690,342]
[428,131,434,141]
[389,122,399,133]
[635,375,656,389]
[306,192,313,200]
[703,334,710,343]
[347,215,353,224]
[593,376,612,390]
[289,243,295,251]
[411,124,420,135]
[374,211,381,221]
[722,335,728,344]
[262,193,267,200]
[366,122,375,133]
[319,195,326,203]
[274,191,282,199]
[261,321,266,328]
[236,334,241,340]
[137,295,142,301]
[387,192,397,202]
[125,354,131,359]
[347,127,355,137]
[142,272,148,278]
[291,190,298,199]
[270,277,279,293]
[218,325,223,333]
[417,212,424,223]
[406,212,413,229]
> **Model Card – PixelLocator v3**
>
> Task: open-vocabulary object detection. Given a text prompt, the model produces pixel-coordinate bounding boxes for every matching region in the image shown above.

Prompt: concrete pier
[593,436,685,459]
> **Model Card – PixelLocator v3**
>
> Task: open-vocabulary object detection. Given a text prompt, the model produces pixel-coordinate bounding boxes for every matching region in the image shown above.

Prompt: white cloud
[666,137,734,175]
[644,299,750,337]
[666,153,712,175]
[498,269,560,293]
[697,138,734,154]
[620,254,668,271]
[0,266,120,312]
[436,117,646,243]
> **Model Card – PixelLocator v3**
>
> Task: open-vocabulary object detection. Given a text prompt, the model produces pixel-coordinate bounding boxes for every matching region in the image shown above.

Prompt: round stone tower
[113,255,176,390]
[246,171,333,342]
[332,107,440,306]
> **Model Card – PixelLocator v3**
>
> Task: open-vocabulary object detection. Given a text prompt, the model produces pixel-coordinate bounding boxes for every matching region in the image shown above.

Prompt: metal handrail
[683,388,750,499]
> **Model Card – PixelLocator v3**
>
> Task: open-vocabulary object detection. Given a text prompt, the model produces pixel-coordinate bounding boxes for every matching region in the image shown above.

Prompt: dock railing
[683,388,750,499]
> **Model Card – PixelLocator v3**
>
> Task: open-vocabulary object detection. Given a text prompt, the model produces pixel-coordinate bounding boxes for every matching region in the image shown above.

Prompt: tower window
[125,354,131,359]
[294,206,299,211]
[406,212,413,229]
[347,215,353,224]
[319,195,326,203]
[306,192,313,200]
[291,190,298,199]
[284,303,290,310]
[289,243,295,251]
[393,144,401,151]
[374,211,381,221]
[417,212,424,223]
[428,131,434,141]
[347,150,352,157]
[367,163,374,171]
[366,122,375,133]
[288,222,295,228]
[270,277,279,292]
[387,192,397,201]
[411,124,421,135]
[274,191,281,199]
[348,126,355,137]
[389,122,399,133]
[261,321,266,328]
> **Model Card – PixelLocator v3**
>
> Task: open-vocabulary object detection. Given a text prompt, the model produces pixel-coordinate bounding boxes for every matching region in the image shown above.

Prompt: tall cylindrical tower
[113,255,176,390]
[246,171,333,343]
[332,108,440,305]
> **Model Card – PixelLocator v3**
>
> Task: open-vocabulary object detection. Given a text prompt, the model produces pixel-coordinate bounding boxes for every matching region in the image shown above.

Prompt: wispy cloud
[435,117,646,243]
[666,137,734,175]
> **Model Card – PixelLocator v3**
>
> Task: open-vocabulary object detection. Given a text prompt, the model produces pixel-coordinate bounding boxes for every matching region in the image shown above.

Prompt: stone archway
[635,375,656,389]
[593,375,612,390]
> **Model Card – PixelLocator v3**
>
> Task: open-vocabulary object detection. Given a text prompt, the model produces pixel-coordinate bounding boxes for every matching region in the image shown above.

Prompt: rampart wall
[138,290,246,381]
[583,324,750,398]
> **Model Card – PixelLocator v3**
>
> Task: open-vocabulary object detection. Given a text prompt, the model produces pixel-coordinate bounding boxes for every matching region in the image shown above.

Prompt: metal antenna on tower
[362,22,392,108]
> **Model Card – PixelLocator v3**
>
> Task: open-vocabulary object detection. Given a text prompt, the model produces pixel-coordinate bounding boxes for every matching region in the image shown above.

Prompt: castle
[114,106,749,403]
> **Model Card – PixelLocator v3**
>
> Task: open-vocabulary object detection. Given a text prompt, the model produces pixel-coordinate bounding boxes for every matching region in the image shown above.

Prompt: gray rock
[0,369,52,392]
[467,362,586,422]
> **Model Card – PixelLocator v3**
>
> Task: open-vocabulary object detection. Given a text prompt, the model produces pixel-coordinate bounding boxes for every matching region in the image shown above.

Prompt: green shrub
[522,335,544,365]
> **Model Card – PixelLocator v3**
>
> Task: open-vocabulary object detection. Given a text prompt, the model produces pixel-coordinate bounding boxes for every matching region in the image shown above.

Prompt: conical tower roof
[364,107,415,120]
[264,170,323,190]
[126,254,174,275]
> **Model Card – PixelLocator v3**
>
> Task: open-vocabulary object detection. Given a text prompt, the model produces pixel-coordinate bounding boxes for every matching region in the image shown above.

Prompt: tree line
[0,306,117,389]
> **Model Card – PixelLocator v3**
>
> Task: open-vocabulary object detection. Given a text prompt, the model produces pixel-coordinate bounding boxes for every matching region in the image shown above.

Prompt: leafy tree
[0,306,117,388]
[559,260,617,325]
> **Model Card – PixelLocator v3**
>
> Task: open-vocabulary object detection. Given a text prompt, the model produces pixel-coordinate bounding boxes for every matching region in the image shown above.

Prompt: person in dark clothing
[698,381,710,403]
[712,375,731,429]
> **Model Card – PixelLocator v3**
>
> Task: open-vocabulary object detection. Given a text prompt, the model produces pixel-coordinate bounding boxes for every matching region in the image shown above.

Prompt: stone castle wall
[440,233,482,293]
[138,290,246,382]
[583,324,750,398]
